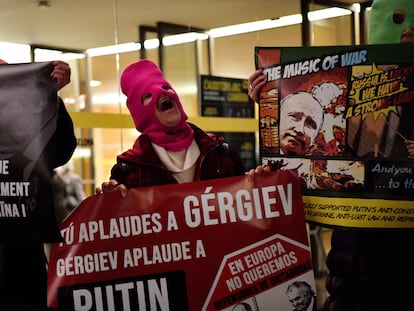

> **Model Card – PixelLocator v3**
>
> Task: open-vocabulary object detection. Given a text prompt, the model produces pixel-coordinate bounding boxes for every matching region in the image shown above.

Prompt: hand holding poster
[255,44,414,229]
[47,170,315,310]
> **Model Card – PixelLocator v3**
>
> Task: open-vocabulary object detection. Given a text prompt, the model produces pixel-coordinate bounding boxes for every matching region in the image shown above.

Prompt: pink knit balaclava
[121,60,194,151]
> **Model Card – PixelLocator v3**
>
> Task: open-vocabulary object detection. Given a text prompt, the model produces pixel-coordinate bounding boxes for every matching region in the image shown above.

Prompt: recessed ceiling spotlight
[38,0,51,8]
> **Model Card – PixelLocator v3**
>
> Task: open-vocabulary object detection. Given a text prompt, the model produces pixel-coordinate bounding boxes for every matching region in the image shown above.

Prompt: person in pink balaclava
[97,59,245,194]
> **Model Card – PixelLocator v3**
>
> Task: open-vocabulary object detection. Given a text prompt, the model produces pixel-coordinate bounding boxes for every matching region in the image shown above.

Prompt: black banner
[0,62,62,241]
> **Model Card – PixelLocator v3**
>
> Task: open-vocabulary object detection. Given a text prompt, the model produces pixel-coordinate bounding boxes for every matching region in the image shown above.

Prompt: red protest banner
[47,169,314,310]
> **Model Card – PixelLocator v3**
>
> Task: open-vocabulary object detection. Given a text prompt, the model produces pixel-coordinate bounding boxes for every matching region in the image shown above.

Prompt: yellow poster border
[303,195,414,229]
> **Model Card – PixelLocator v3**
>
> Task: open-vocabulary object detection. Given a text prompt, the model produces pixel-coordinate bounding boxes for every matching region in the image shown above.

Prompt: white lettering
[182,184,294,228]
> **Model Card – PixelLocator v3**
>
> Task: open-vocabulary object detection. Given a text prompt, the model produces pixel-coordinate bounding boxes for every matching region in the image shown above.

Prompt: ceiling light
[86,42,141,57]
[143,32,209,50]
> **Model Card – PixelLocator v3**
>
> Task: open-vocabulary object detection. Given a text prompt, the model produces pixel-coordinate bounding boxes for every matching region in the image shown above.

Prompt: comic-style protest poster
[47,170,316,311]
[0,62,63,242]
[199,75,254,118]
[255,44,414,229]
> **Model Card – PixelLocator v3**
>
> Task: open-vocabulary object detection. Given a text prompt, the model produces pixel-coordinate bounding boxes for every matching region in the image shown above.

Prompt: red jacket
[110,123,245,188]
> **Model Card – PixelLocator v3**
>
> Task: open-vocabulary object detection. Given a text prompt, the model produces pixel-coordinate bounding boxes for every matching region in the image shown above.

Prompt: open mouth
[158,97,174,111]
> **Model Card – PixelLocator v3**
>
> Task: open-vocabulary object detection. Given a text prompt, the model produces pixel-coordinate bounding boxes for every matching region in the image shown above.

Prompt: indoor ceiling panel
[0,0,301,51]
